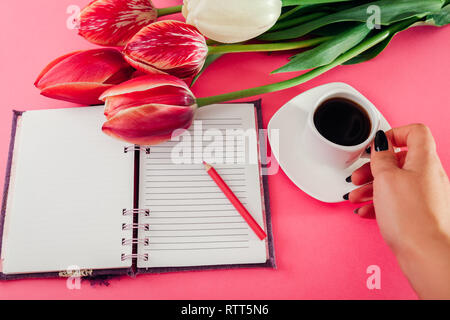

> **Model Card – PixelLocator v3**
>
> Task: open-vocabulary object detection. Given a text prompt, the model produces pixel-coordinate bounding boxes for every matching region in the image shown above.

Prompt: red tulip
[79,0,158,47]
[101,74,197,145]
[123,20,208,79]
[35,48,134,105]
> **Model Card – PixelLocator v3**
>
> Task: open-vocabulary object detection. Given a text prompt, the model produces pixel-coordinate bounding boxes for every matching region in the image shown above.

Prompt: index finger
[385,124,437,168]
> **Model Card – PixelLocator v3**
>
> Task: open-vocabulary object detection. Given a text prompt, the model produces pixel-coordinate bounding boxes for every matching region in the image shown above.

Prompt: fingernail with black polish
[366,146,371,154]
[374,130,388,152]
[345,175,352,183]
[343,193,349,200]
[353,208,360,215]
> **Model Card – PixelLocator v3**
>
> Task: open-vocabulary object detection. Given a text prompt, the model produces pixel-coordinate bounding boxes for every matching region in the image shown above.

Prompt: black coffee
[313,98,371,146]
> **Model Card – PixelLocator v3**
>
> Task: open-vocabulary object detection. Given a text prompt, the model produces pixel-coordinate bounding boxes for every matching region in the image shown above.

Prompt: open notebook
[0,101,275,280]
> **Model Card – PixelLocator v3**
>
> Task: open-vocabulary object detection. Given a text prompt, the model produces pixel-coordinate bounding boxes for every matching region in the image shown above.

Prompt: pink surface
[0,0,449,300]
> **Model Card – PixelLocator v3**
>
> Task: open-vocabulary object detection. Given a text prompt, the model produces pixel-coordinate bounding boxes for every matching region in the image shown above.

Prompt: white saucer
[268,82,391,203]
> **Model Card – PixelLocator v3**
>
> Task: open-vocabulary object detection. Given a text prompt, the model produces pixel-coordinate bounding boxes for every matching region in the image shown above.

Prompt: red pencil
[203,161,267,240]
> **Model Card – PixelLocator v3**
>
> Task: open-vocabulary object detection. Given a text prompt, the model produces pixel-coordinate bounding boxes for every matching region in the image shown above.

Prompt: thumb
[370,130,399,177]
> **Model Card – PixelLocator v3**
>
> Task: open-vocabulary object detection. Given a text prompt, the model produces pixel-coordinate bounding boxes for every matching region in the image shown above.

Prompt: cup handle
[360,113,382,160]
[360,147,371,160]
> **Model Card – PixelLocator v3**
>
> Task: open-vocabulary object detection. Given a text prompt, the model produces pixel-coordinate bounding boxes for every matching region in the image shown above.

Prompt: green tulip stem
[196,19,417,108]
[207,37,331,55]
[157,5,183,17]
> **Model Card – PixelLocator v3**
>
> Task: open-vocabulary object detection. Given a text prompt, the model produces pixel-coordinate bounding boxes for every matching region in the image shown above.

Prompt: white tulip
[182,0,282,43]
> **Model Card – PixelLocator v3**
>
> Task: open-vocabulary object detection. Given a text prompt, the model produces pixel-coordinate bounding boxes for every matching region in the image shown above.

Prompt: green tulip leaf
[261,0,443,41]
[273,23,371,73]
[343,20,414,65]
[274,1,375,32]
[426,4,450,26]
[282,0,352,6]
[342,34,392,65]
[311,21,361,36]
[345,3,450,65]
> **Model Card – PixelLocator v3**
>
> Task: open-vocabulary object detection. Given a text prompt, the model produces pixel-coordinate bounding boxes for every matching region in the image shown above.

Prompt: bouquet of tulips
[35,0,449,145]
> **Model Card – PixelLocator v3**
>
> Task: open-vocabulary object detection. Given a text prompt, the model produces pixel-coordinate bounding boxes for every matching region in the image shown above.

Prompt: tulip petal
[104,66,136,84]
[104,85,196,119]
[102,104,195,145]
[79,0,158,46]
[123,55,166,76]
[40,82,114,105]
[35,49,133,90]
[34,51,82,87]
[124,20,208,78]
[100,74,193,101]
[183,0,282,43]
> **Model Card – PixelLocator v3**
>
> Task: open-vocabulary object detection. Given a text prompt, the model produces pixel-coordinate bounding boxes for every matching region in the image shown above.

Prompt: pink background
[0,0,449,300]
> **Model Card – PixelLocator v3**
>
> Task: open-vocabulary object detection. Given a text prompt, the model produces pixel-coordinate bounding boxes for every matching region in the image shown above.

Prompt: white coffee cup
[300,88,381,169]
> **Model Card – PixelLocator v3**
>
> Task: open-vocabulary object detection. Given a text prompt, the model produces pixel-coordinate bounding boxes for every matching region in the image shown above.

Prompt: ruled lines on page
[136,104,268,268]
[141,125,250,252]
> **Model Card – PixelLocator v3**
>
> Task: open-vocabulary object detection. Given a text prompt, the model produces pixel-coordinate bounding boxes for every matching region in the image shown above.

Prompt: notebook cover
[135,99,276,276]
[0,110,133,281]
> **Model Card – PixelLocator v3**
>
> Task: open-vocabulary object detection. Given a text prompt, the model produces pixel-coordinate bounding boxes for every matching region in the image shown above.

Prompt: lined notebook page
[137,104,267,268]
[1,106,133,274]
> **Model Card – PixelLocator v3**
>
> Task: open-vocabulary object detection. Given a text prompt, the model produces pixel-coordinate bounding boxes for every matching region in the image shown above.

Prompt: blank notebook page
[1,106,134,274]
[138,104,268,268]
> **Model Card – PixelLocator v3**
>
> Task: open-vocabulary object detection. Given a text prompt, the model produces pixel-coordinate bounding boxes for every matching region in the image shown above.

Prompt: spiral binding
[122,223,150,231]
[122,208,150,216]
[121,207,150,262]
[122,145,151,262]
[122,238,149,246]
[121,253,149,261]
[124,145,150,154]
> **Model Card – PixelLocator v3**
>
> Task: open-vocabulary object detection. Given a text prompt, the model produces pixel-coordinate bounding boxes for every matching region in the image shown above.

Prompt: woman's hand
[347,124,450,299]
